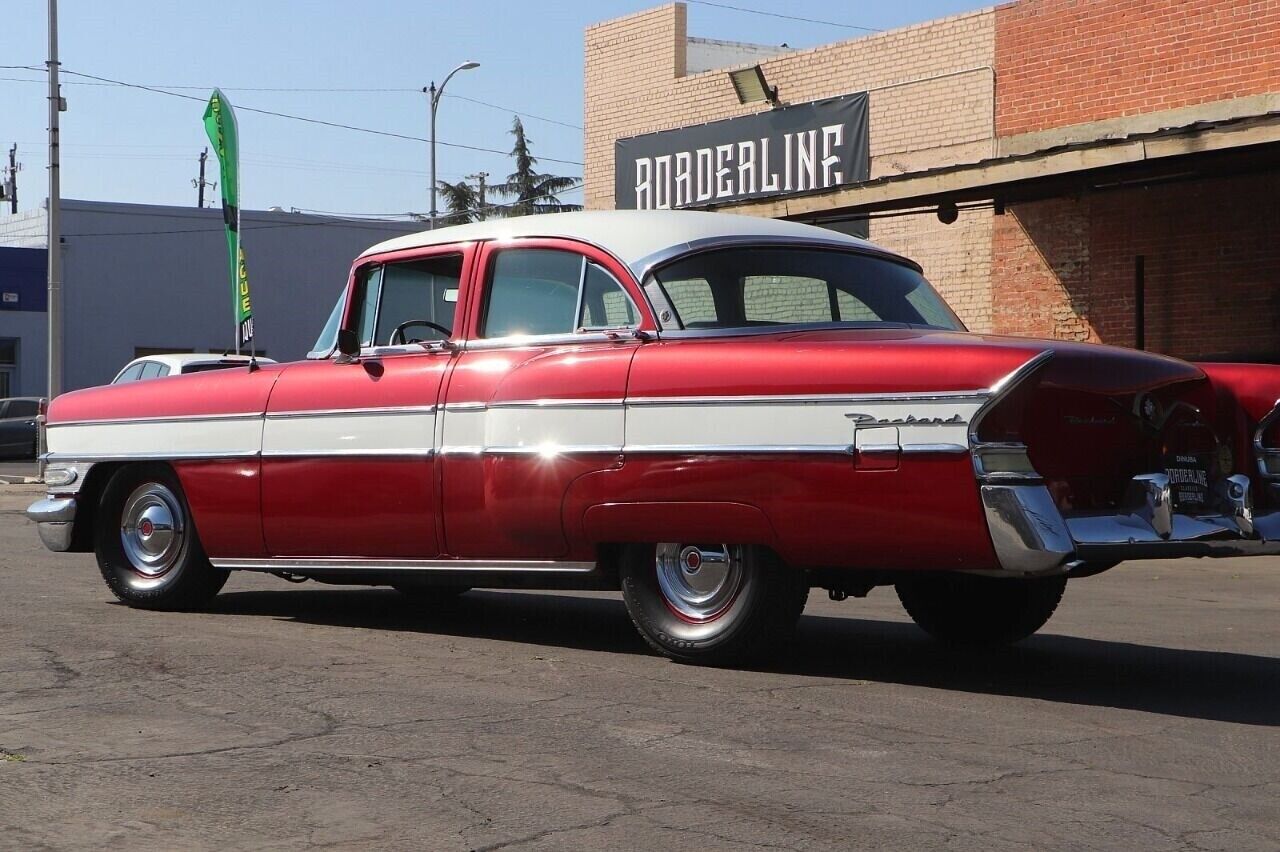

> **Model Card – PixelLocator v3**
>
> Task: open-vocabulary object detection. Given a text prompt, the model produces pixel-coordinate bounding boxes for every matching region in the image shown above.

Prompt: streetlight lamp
[425,60,480,229]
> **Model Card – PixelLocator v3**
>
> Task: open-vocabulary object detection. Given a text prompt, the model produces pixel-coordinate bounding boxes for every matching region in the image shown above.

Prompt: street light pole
[424,61,479,230]
[46,0,63,400]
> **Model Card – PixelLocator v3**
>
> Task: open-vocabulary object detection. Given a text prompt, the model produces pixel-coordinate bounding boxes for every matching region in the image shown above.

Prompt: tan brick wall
[585,3,998,331]
[871,209,993,333]
[585,4,997,210]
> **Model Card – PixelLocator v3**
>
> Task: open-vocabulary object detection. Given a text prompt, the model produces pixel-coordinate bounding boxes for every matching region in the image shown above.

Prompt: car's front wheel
[895,572,1067,644]
[95,463,227,610]
[620,542,808,665]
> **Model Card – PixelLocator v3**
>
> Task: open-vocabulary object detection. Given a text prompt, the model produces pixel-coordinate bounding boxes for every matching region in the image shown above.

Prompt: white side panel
[262,411,436,456]
[47,418,263,457]
[624,400,981,451]
[441,406,624,454]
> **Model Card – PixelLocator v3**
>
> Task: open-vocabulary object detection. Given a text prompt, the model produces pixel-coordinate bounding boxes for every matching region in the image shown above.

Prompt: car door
[440,239,652,559]
[0,399,38,456]
[260,245,474,558]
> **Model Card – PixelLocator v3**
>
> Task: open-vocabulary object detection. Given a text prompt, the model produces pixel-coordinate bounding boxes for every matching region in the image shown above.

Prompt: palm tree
[487,117,582,217]
[435,179,480,226]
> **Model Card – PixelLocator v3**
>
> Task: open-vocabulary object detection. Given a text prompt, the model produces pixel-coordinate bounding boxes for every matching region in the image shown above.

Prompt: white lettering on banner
[737,140,757,195]
[821,124,844,186]
[695,148,714,202]
[630,121,858,209]
[654,155,672,209]
[674,151,693,207]
[796,129,817,192]
[634,158,652,209]
[760,137,780,193]
[715,144,734,198]
[783,133,794,192]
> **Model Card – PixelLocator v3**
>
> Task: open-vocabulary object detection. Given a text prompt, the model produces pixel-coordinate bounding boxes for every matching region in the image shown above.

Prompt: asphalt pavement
[0,483,1276,850]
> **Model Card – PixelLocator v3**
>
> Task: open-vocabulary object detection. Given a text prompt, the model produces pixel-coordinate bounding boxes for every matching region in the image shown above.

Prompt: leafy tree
[488,117,582,217]
[436,179,480,226]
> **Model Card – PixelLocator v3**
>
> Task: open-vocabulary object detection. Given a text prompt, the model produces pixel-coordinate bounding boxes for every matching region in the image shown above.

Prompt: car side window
[349,255,463,347]
[138,361,164,380]
[482,249,642,339]
[7,400,37,418]
[155,364,171,378]
[579,263,638,329]
[114,363,145,384]
[659,277,717,327]
[482,249,582,338]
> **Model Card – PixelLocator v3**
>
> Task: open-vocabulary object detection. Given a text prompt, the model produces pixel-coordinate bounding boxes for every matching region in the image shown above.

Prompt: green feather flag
[202,88,254,350]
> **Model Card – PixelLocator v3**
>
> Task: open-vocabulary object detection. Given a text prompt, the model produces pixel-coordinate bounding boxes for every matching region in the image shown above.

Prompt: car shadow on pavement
[206,588,1280,727]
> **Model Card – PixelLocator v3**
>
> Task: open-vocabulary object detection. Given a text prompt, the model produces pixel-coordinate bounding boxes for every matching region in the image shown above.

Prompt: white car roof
[359,210,900,276]
[122,353,276,371]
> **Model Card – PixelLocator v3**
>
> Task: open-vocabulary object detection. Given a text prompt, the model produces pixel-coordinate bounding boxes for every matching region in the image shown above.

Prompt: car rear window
[651,247,963,332]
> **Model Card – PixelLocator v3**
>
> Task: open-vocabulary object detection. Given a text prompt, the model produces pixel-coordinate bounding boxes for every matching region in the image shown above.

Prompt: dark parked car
[0,397,44,459]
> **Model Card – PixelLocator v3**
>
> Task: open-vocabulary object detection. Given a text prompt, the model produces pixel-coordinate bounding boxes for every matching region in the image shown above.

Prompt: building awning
[719,111,1280,221]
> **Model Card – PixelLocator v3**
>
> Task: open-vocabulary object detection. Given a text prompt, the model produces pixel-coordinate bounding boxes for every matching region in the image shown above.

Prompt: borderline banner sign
[203,88,254,349]
[615,92,869,212]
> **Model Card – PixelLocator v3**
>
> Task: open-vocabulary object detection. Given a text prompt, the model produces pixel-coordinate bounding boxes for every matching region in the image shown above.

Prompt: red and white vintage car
[27,211,1280,663]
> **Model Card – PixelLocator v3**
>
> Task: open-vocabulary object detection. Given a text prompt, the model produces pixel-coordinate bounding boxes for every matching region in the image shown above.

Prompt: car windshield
[649,247,963,332]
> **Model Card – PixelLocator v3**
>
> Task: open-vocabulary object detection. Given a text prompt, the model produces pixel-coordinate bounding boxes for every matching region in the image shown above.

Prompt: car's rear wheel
[895,572,1067,644]
[620,542,808,665]
[95,463,227,610]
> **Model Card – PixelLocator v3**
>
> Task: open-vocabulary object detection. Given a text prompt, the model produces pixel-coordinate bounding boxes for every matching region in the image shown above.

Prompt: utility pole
[3,145,19,214]
[193,147,215,208]
[47,0,64,400]
[467,171,488,220]
[423,60,480,230]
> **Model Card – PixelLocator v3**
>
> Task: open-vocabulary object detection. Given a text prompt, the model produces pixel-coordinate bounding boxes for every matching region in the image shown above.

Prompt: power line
[684,0,881,33]
[53,68,583,167]
[442,93,582,130]
[1,72,583,131]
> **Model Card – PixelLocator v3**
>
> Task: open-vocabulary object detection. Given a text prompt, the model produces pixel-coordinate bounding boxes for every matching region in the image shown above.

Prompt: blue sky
[4,1,985,217]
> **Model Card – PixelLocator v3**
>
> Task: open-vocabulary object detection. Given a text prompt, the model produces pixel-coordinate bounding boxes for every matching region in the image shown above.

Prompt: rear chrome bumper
[26,496,77,552]
[981,473,1280,576]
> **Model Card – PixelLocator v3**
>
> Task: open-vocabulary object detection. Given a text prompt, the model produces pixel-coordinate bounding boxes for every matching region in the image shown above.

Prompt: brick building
[584,0,1280,361]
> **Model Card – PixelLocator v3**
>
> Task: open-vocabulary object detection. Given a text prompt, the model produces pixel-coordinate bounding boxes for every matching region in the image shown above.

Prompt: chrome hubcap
[120,483,185,577]
[655,543,743,622]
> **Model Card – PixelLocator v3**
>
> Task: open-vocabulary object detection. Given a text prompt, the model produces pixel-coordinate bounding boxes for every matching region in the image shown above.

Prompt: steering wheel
[390,319,452,345]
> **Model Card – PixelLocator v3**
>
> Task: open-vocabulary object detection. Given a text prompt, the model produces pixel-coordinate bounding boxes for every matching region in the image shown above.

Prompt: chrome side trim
[902,443,969,454]
[444,401,487,412]
[485,444,622,455]
[625,391,988,407]
[264,405,437,419]
[463,332,638,351]
[260,448,436,458]
[623,443,855,455]
[486,398,624,409]
[50,412,261,427]
[211,557,598,573]
[44,450,261,462]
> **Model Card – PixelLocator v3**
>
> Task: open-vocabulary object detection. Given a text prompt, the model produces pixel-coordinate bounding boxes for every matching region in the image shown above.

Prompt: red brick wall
[993,173,1280,360]
[995,0,1280,137]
